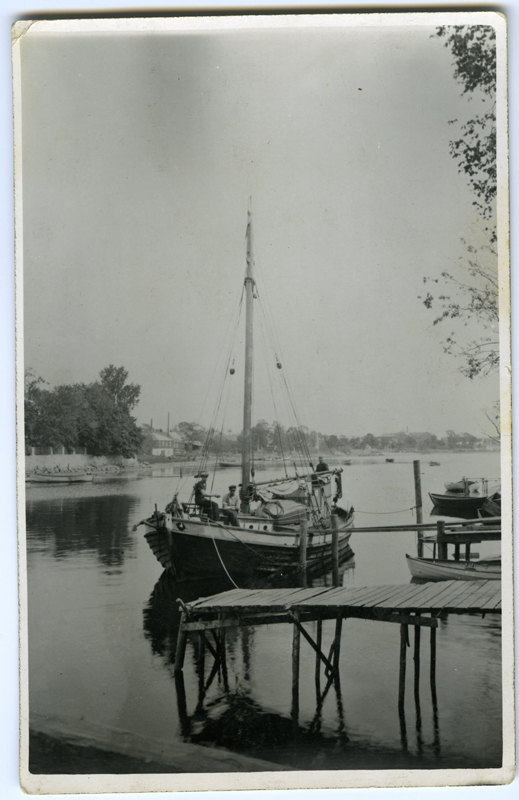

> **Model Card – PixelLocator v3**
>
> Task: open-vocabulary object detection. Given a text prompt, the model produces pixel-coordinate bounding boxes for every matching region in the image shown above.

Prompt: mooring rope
[354,506,418,515]
[211,535,240,589]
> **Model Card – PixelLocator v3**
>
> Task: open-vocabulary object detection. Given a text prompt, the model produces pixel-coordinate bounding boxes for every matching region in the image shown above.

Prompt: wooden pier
[174,580,501,742]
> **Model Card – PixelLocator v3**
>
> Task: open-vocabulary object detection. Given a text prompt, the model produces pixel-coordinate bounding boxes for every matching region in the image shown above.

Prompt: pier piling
[437,520,448,560]
[331,514,340,587]
[291,610,301,723]
[413,460,424,557]
[299,518,308,588]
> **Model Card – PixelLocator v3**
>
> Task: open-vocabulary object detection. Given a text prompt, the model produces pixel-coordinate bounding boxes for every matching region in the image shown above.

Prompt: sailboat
[138,210,354,580]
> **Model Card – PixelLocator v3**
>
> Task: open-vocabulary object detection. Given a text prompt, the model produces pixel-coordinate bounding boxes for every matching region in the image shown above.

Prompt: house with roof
[151,430,186,457]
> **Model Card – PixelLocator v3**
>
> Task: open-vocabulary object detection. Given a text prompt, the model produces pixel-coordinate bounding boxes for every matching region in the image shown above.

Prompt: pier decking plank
[184,581,501,619]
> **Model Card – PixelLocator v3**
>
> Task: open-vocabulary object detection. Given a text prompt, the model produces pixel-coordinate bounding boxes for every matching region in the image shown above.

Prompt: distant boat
[429,461,441,467]
[429,491,487,515]
[343,459,352,465]
[444,479,476,493]
[406,553,501,581]
[219,460,242,468]
[30,471,94,484]
[385,458,394,463]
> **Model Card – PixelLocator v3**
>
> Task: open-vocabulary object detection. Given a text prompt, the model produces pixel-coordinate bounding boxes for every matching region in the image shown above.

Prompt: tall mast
[241,206,254,511]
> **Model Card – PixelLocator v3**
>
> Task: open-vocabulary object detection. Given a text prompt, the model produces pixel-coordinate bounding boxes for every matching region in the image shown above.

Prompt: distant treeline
[25,369,491,460]
[25,365,143,458]
[146,420,489,456]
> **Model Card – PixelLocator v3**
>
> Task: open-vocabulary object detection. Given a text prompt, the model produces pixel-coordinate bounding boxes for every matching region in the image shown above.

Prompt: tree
[421,25,498,379]
[24,365,144,457]
[99,365,141,412]
[175,421,206,444]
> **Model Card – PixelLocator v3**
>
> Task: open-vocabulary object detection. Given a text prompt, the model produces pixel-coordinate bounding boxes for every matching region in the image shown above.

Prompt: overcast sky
[20,19,500,438]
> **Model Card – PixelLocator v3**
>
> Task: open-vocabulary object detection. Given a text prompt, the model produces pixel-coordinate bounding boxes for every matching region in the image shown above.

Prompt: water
[26,451,502,772]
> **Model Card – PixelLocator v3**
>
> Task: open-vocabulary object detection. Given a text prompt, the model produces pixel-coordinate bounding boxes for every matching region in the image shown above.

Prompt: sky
[19,18,501,439]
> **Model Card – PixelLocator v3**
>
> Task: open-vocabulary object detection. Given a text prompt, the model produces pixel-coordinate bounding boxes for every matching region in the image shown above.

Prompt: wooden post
[174,671,190,737]
[465,543,471,561]
[413,614,422,730]
[197,632,206,704]
[174,614,188,673]
[331,514,340,587]
[398,623,408,716]
[398,623,408,750]
[413,460,424,557]
[333,616,343,674]
[315,618,322,700]
[299,518,308,588]
[291,611,301,724]
[437,520,448,560]
[454,544,460,561]
[430,625,437,698]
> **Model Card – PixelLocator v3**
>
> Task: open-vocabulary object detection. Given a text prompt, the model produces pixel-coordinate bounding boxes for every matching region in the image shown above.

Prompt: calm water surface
[26,451,502,771]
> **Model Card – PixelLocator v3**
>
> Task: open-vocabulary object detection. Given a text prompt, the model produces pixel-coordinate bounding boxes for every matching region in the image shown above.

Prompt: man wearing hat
[222,484,240,527]
[193,473,220,522]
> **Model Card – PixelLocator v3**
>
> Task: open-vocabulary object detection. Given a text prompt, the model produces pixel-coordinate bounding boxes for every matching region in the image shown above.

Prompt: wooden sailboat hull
[144,515,354,578]
[406,553,501,581]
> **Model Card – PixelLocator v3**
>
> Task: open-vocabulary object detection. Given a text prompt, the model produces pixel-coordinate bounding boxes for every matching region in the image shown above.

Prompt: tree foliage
[437,25,496,225]
[421,25,498,379]
[24,365,144,457]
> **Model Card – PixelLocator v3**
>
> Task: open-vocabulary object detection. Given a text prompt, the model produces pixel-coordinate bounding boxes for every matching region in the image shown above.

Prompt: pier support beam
[291,610,301,724]
[413,461,424,557]
[398,623,409,749]
[331,514,340,586]
[299,518,308,589]
[437,520,448,560]
[174,613,188,672]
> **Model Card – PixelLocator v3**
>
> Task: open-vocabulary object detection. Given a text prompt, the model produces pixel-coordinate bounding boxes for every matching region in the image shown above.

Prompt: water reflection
[26,493,138,570]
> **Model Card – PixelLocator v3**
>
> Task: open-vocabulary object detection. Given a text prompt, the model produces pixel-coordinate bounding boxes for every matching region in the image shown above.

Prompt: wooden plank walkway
[184,580,501,618]
[174,580,502,731]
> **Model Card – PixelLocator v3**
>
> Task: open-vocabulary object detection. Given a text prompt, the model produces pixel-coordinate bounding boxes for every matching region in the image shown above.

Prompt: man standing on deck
[316,456,329,473]
[193,474,220,522]
[222,485,240,527]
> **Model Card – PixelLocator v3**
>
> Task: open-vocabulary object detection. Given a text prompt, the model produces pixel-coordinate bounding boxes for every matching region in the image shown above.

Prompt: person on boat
[193,474,220,522]
[221,485,240,527]
[315,456,329,473]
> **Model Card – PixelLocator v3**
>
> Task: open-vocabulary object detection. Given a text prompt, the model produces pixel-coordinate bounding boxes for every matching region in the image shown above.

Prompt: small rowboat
[429,461,440,467]
[429,491,486,515]
[219,460,242,468]
[406,553,501,581]
[30,471,94,484]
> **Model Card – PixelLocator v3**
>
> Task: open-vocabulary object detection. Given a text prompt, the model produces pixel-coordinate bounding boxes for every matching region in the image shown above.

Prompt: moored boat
[138,209,354,581]
[406,553,501,581]
[480,491,501,518]
[444,478,476,493]
[30,471,94,484]
[429,491,487,515]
